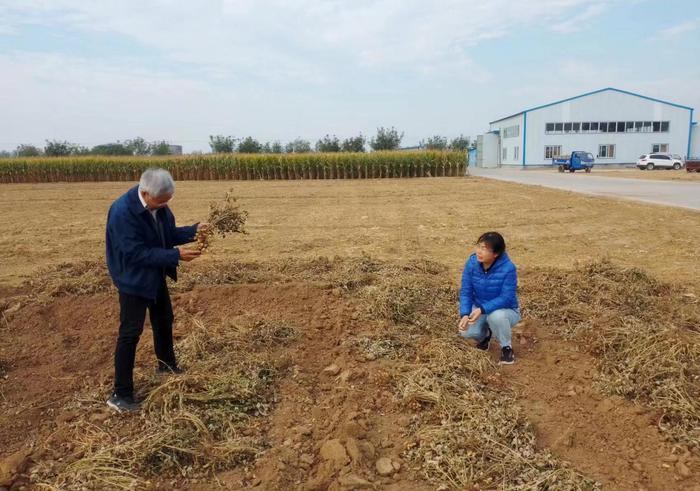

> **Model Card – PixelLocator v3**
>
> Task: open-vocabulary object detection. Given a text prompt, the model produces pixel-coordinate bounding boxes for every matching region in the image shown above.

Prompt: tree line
[0,138,173,158]
[1,128,470,158]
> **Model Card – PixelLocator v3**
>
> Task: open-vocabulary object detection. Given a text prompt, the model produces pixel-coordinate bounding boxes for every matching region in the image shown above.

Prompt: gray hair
[139,168,175,197]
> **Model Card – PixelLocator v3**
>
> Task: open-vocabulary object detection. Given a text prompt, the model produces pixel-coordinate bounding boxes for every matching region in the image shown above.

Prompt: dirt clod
[323,364,341,376]
[336,473,374,489]
[375,457,394,476]
[675,461,692,478]
[320,439,350,468]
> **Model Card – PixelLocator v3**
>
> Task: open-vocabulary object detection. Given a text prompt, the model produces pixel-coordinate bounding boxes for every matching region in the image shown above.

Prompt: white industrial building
[476,87,696,168]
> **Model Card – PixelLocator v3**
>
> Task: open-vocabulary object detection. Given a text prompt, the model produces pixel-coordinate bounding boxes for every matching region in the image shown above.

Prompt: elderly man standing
[105,168,206,412]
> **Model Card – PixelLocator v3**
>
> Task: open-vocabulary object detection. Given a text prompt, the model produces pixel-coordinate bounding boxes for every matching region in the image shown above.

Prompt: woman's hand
[467,307,482,325]
[458,315,470,331]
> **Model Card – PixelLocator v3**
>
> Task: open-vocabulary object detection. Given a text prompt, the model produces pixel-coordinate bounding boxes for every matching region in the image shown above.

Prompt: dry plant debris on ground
[29,315,292,490]
[520,260,700,449]
[1,256,698,489]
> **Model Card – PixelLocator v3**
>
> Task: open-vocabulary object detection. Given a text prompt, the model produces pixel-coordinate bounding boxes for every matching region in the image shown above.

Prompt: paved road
[470,168,700,211]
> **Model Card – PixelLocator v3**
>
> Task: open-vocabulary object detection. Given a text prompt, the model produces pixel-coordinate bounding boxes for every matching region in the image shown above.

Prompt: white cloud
[0,1,622,80]
[550,3,609,33]
[657,19,700,39]
[2,0,696,152]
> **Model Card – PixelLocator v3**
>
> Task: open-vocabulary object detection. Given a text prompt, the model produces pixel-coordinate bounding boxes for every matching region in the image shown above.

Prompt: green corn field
[0,151,467,183]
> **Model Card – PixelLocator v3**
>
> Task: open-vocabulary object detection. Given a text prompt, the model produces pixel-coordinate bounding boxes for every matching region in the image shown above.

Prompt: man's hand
[467,307,482,326]
[197,223,210,233]
[458,315,470,331]
[178,247,201,262]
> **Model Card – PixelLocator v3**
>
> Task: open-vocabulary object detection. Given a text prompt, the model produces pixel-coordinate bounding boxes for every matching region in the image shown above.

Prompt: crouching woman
[458,232,520,364]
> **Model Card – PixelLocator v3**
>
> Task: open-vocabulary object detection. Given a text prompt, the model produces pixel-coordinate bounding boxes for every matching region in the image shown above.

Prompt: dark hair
[477,231,506,256]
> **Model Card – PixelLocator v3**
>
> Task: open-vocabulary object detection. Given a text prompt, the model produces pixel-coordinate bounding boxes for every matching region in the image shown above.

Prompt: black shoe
[107,393,141,412]
[500,347,515,365]
[476,329,492,351]
[156,364,185,375]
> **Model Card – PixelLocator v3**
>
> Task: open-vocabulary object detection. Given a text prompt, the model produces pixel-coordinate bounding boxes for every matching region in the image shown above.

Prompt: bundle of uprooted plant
[195,189,248,251]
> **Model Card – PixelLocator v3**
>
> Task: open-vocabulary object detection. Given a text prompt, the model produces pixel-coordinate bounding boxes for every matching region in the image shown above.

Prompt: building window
[542,120,672,135]
[598,144,615,158]
[502,147,507,161]
[514,146,519,161]
[503,125,520,138]
[652,143,669,153]
[545,145,562,159]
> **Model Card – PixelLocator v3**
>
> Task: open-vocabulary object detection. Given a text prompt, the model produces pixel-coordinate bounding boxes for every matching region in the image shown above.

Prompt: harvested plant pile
[352,262,599,490]
[14,256,696,488]
[31,316,294,489]
[521,260,700,448]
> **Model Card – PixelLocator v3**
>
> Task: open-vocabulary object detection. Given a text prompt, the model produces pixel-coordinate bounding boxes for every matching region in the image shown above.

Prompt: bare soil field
[1,177,699,490]
[1,178,698,287]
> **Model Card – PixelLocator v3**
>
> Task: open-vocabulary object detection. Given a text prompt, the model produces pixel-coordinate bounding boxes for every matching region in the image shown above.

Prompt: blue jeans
[459,308,521,349]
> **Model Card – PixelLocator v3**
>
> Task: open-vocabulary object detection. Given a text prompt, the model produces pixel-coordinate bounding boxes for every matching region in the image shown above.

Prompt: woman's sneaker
[476,329,492,351]
[500,347,515,365]
[107,393,141,412]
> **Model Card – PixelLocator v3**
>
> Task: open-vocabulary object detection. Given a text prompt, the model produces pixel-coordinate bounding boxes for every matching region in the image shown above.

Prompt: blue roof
[489,87,694,124]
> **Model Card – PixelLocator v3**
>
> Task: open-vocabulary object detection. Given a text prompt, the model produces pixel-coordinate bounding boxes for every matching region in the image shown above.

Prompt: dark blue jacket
[106,186,197,300]
[459,252,519,317]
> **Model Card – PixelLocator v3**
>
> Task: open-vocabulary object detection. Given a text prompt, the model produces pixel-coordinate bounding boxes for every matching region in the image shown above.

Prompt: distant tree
[0,150,11,158]
[315,134,341,152]
[15,144,42,157]
[91,143,132,156]
[209,135,237,153]
[370,127,403,151]
[149,140,171,156]
[270,141,284,153]
[261,142,272,153]
[238,136,262,153]
[285,138,312,153]
[341,135,366,152]
[125,137,150,156]
[44,140,74,157]
[449,135,470,151]
[420,135,448,150]
[44,140,89,156]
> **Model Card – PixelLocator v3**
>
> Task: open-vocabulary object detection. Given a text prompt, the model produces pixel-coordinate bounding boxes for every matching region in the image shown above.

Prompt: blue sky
[0,0,698,152]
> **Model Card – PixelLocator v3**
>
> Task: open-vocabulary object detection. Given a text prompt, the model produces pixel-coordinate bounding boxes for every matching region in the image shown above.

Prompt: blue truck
[553,151,595,173]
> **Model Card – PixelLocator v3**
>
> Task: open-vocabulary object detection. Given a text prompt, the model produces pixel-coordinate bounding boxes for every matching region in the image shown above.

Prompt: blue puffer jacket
[459,252,519,317]
[106,186,198,300]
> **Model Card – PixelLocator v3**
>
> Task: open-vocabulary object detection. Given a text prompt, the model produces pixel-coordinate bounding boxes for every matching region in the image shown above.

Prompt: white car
[637,153,684,170]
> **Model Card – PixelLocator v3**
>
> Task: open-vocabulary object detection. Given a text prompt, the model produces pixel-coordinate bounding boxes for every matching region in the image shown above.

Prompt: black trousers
[113,280,177,397]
